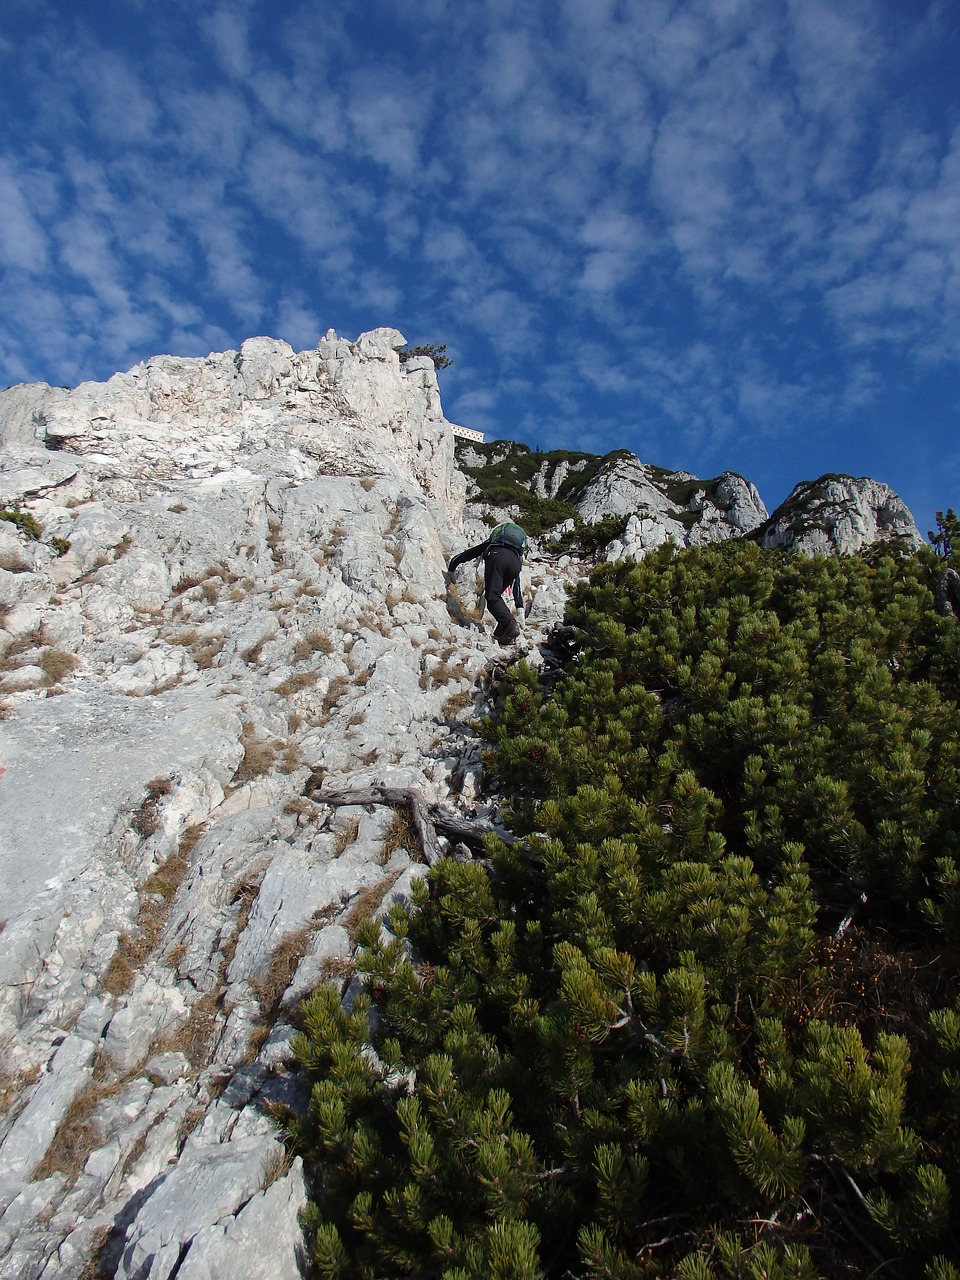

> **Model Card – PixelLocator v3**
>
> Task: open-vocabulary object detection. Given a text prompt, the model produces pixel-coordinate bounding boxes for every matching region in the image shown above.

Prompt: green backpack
[488,522,528,553]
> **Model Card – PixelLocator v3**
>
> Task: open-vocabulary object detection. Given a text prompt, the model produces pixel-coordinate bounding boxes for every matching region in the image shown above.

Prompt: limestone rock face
[457,439,922,562]
[758,475,922,554]
[457,439,771,559]
[576,457,768,558]
[1,327,465,518]
[0,328,522,1280]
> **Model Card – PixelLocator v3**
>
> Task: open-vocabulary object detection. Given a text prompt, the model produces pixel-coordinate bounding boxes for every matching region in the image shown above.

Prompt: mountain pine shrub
[289,540,960,1277]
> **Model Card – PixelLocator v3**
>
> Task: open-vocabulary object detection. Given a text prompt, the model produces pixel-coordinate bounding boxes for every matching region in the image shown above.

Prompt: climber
[447,520,528,644]
[936,566,960,619]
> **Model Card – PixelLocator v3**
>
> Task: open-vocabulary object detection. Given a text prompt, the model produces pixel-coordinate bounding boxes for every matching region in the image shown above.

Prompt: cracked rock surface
[0,329,581,1280]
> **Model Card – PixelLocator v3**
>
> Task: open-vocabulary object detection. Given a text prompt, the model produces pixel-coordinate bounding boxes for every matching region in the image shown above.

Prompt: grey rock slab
[0,1034,96,1196]
[115,1129,277,1280]
[173,1160,307,1280]
[101,976,190,1073]
[0,384,53,447]
[760,475,922,553]
[223,811,393,990]
[0,459,81,505]
[0,684,244,1000]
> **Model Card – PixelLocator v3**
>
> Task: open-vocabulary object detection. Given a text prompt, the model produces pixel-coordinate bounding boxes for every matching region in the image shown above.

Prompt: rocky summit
[0,328,923,1279]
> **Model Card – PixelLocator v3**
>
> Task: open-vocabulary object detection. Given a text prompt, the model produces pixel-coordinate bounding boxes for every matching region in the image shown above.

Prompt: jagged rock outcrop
[576,457,767,558]
[457,439,769,555]
[756,475,922,554]
[458,440,923,561]
[0,330,577,1280]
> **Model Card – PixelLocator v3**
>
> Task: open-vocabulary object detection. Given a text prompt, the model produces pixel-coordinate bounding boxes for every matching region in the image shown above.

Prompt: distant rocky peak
[757,475,923,555]
[455,438,923,560]
[456,438,769,555]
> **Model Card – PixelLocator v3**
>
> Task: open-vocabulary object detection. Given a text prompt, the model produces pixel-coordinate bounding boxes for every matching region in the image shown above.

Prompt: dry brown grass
[420,657,470,690]
[360,476,376,492]
[233,722,278,783]
[274,669,320,696]
[192,635,225,669]
[168,501,188,514]
[102,824,198,997]
[320,954,357,983]
[178,823,206,859]
[343,870,404,940]
[31,1081,106,1183]
[241,637,268,666]
[293,629,335,660]
[31,1063,136,1185]
[380,810,416,865]
[160,990,220,1068]
[0,624,43,669]
[39,647,80,684]
[262,1143,295,1189]
[168,627,200,647]
[0,1064,40,1115]
[249,923,319,1024]
[267,518,285,566]
[130,777,173,839]
[279,742,304,774]
[0,550,31,573]
[317,675,349,723]
[77,1224,115,1280]
[163,941,187,970]
[334,816,361,855]
[283,795,318,819]
[442,689,474,719]
[173,564,232,596]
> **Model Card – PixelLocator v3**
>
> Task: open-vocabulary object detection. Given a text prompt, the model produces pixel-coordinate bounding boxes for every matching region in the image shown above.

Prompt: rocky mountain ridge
[0,329,924,1279]
[457,438,922,556]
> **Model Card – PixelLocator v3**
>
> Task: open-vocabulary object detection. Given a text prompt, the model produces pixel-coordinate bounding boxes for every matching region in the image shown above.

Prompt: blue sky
[1,0,958,537]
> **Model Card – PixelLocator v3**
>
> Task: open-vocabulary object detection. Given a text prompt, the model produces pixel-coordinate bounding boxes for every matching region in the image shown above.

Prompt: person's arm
[511,572,524,612]
[447,540,489,574]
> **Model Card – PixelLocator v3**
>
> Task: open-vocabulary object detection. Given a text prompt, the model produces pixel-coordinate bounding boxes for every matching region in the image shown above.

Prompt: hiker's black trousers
[483,546,522,627]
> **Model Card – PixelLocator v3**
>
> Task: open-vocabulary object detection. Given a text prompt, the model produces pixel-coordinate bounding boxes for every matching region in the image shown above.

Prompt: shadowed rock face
[0,331,923,1279]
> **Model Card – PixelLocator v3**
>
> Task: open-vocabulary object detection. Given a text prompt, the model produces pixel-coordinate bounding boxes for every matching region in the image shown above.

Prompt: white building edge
[451,424,484,443]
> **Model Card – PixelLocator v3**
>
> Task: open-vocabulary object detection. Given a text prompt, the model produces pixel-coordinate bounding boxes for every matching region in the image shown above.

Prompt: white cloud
[275,294,324,350]
[344,70,430,179]
[0,156,50,271]
[76,47,161,145]
[200,5,254,80]
[166,86,253,168]
[244,134,356,254]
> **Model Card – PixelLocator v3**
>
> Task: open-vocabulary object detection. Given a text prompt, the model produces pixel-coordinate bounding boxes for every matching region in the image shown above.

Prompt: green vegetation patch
[0,506,41,539]
[288,540,960,1278]
[456,441,640,537]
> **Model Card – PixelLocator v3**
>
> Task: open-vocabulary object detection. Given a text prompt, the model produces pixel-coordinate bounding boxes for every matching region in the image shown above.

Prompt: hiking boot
[495,619,521,645]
